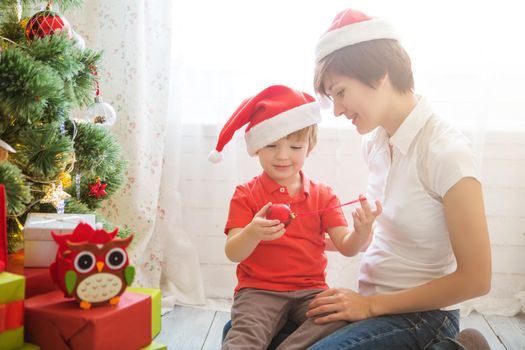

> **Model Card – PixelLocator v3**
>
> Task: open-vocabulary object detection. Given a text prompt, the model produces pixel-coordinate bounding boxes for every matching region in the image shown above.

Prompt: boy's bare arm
[224,202,285,262]
[326,226,370,257]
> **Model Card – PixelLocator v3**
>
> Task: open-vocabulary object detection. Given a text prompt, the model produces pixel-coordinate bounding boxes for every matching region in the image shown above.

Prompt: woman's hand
[306,288,374,324]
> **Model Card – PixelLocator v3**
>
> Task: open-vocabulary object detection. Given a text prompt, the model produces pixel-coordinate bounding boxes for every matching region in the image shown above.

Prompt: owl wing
[65,270,77,296]
[124,265,135,286]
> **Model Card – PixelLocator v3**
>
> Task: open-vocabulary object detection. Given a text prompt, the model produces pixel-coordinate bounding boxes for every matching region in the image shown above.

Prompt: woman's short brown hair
[314,39,414,96]
[287,124,318,153]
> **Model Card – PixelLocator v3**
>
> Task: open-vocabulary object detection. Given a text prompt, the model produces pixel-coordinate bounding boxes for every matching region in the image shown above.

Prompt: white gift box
[23,213,96,267]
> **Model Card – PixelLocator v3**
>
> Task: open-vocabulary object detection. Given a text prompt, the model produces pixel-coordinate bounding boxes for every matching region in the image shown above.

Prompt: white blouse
[358,96,480,297]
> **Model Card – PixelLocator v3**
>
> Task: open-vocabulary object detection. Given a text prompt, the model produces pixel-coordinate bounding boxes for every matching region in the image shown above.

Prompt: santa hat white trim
[245,102,321,156]
[315,18,399,63]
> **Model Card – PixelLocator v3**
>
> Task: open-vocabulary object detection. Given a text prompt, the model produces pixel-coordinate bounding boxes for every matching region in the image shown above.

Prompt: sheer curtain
[68,0,205,310]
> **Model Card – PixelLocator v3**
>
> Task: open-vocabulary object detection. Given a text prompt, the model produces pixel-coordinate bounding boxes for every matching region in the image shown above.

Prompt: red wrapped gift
[25,290,151,350]
[25,268,58,299]
[6,252,59,298]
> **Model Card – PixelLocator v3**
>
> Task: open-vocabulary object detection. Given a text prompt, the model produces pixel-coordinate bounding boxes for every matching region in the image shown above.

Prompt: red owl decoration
[50,223,135,310]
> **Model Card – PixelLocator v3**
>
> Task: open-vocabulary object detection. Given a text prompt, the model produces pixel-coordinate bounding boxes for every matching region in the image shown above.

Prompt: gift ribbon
[0,300,24,332]
[30,214,82,226]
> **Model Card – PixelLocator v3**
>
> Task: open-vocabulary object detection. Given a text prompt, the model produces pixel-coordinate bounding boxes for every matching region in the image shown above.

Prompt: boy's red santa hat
[208,85,321,163]
[315,8,399,63]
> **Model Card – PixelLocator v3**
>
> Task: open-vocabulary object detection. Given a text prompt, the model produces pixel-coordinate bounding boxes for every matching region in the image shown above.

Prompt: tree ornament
[41,183,71,208]
[266,197,367,228]
[266,204,295,227]
[88,176,108,199]
[0,139,16,161]
[50,223,135,309]
[85,96,117,127]
[59,171,72,188]
[75,172,81,200]
[25,4,72,41]
[71,30,85,50]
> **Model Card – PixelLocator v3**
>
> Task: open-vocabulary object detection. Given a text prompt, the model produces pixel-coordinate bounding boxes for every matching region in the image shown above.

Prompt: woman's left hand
[306,288,374,324]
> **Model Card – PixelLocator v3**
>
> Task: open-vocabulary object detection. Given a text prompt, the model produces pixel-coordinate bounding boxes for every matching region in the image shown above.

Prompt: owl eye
[105,247,127,270]
[74,251,96,273]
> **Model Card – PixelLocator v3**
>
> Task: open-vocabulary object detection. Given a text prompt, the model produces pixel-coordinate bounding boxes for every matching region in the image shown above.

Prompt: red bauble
[25,10,72,41]
[266,204,295,227]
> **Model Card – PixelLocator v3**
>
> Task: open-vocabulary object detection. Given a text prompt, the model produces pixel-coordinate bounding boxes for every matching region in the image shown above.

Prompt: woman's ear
[379,73,389,87]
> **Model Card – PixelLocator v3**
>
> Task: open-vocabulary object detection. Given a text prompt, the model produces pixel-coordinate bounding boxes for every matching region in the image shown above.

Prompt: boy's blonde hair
[286,124,318,154]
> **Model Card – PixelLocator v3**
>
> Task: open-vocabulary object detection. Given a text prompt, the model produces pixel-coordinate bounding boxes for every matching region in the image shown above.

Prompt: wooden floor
[155,306,525,350]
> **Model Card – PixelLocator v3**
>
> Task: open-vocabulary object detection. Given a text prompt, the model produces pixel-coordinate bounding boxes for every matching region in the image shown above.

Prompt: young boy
[209,85,382,350]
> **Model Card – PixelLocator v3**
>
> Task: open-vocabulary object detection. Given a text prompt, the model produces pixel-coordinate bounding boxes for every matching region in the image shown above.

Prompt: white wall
[179,124,525,302]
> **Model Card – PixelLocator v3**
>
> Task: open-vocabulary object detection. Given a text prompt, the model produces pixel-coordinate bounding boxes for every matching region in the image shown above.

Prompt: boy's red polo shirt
[225,171,347,292]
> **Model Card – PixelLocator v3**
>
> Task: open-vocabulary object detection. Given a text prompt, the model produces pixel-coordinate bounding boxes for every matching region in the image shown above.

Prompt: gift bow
[0,300,24,332]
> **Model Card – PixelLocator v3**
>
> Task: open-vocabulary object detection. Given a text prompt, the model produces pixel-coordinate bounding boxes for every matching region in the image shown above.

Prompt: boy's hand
[353,196,382,249]
[246,202,286,241]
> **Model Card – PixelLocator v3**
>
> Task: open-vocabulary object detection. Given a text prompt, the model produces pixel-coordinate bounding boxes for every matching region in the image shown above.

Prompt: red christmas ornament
[88,177,108,199]
[25,9,72,41]
[266,204,295,228]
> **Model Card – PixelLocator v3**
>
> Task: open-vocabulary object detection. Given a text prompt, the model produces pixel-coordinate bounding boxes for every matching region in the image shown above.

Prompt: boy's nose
[275,148,288,159]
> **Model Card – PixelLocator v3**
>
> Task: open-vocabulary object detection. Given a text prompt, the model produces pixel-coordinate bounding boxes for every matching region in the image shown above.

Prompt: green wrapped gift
[139,341,167,350]
[127,287,161,338]
[0,272,25,304]
[0,327,24,350]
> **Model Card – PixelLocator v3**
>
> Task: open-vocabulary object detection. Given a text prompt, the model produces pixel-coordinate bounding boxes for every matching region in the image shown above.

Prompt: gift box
[139,341,167,350]
[127,287,161,338]
[0,272,25,350]
[25,290,152,350]
[23,213,96,267]
[0,327,24,350]
[6,252,59,298]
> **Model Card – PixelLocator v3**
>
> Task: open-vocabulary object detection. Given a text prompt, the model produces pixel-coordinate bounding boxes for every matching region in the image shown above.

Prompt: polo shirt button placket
[279,187,286,193]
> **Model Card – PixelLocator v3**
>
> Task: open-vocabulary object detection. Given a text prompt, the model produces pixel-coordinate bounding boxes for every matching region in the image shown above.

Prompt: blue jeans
[223,310,464,349]
[308,310,465,350]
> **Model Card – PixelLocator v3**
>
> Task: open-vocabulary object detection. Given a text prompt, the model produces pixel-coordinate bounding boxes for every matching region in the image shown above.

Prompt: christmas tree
[0,0,127,252]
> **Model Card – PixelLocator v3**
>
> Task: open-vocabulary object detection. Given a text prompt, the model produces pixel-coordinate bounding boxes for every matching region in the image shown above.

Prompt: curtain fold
[67,0,205,309]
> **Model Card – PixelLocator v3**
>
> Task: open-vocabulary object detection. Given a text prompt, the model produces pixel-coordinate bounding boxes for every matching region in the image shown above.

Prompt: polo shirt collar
[260,170,310,196]
[388,95,433,155]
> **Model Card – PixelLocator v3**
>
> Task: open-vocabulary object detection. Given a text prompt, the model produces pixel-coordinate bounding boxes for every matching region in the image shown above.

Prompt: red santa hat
[315,8,399,63]
[208,85,321,163]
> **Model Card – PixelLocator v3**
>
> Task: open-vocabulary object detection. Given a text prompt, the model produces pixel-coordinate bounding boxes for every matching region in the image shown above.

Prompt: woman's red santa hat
[315,8,399,63]
[208,85,321,163]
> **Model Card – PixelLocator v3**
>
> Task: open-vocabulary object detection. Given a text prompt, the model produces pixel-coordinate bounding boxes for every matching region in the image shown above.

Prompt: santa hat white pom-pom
[208,150,223,163]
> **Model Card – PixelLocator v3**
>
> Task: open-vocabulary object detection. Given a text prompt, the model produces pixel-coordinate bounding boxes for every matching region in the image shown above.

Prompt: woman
[306,8,492,349]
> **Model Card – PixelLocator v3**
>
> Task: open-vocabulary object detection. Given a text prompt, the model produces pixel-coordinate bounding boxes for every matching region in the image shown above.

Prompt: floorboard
[156,307,524,349]
[460,312,506,350]
[202,311,231,350]
[485,313,525,350]
[155,306,216,350]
